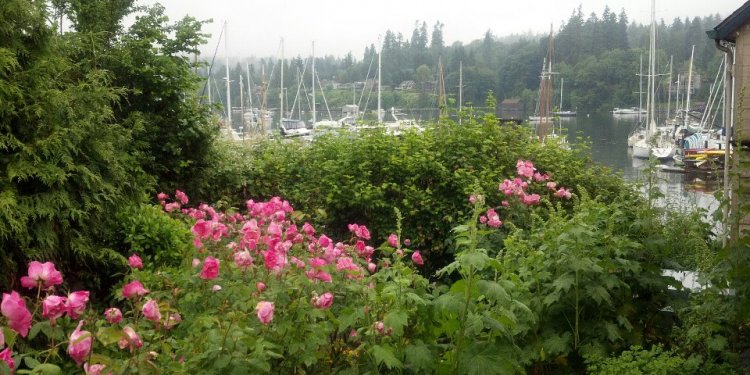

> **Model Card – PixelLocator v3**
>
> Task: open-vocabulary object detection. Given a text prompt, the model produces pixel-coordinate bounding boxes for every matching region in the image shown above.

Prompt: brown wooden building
[707,1,750,239]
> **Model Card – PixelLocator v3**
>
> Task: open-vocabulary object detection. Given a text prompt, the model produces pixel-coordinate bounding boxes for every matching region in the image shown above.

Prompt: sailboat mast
[312,41,316,124]
[638,53,643,113]
[251,63,253,110]
[280,38,284,126]
[208,76,212,105]
[225,21,231,128]
[459,60,463,125]
[667,56,673,119]
[685,45,695,129]
[648,0,656,132]
[560,77,564,111]
[377,42,382,123]
[240,74,244,130]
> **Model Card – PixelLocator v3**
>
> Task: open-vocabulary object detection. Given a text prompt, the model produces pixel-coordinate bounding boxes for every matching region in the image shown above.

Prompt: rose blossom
[42,295,67,322]
[141,299,161,322]
[412,251,424,266]
[312,292,334,309]
[20,261,63,289]
[175,189,189,205]
[233,250,253,269]
[255,301,274,325]
[212,285,222,292]
[122,281,149,299]
[163,312,182,330]
[84,363,107,375]
[388,234,399,248]
[1,291,32,337]
[118,326,143,350]
[256,282,266,293]
[66,291,89,319]
[128,254,143,269]
[68,320,93,366]
[0,348,13,374]
[199,256,220,280]
[104,308,122,324]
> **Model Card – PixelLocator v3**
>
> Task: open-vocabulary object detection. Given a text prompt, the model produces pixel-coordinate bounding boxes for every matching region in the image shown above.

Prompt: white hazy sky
[138,0,743,59]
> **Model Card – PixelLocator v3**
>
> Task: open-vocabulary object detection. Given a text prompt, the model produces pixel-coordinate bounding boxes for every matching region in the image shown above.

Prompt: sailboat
[552,78,576,117]
[632,0,673,160]
[278,39,311,138]
[528,26,556,141]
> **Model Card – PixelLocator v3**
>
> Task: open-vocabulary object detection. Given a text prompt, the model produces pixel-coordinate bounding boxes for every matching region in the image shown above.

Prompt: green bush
[586,345,699,375]
[118,203,193,267]
[196,116,637,273]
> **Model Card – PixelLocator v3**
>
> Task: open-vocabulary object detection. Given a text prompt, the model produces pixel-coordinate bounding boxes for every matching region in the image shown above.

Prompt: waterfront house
[707,0,750,239]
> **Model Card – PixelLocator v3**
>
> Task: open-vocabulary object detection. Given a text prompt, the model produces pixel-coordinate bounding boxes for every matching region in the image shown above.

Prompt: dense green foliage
[195,116,631,272]
[0,0,217,291]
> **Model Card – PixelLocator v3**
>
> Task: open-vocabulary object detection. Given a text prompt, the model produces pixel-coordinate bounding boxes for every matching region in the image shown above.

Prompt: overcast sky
[137,0,743,59]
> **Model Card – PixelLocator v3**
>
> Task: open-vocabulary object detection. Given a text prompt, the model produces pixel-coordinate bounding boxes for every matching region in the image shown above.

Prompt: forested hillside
[208,6,724,117]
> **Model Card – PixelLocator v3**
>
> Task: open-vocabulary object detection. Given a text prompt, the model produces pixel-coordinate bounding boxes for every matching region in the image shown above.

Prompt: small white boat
[612,107,647,115]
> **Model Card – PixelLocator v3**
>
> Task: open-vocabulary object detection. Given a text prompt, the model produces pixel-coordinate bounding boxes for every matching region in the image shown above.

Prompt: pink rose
[192,258,201,267]
[156,192,169,201]
[375,321,385,334]
[355,225,371,240]
[411,251,424,266]
[1,291,32,337]
[546,181,557,190]
[163,312,182,330]
[104,308,122,324]
[141,300,161,322]
[20,261,63,289]
[404,239,411,246]
[212,285,222,292]
[255,301,274,325]
[312,292,334,309]
[122,281,149,299]
[555,188,572,199]
[42,295,68,322]
[469,195,476,204]
[68,320,92,366]
[84,363,107,375]
[368,262,377,273]
[521,193,541,206]
[256,282,266,293]
[66,291,89,319]
[233,250,254,269]
[175,189,189,205]
[128,254,143,269]
[118,326,143,350]
[164,202,180,212]
[0,348,14,374]
[388,234,399,248]
[318,235,332,248]
[199,256,220,280]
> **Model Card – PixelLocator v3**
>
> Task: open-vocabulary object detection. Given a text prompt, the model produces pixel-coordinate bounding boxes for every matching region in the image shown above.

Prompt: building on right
[707,1,750,241]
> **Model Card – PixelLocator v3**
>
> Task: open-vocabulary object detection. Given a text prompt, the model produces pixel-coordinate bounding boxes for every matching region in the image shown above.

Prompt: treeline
[209,6,725,115]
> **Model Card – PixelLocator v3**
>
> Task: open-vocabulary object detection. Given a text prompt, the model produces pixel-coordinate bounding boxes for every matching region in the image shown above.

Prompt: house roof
[707,1,750,42]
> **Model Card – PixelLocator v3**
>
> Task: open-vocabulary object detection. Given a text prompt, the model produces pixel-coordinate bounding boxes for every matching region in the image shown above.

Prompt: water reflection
[563,113,721,214]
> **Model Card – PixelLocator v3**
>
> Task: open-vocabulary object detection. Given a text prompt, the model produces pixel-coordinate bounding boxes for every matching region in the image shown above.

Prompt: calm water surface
[562,113,721,214]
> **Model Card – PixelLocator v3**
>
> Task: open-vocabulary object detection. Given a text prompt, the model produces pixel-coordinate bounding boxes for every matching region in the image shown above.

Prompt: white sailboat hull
[632,142,651,159]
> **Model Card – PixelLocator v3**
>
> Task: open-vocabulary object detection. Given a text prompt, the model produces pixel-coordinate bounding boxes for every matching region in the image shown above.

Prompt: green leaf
[552,273,575,293]
[96,326,126,346]
[405,343,433,372]
[371,344,403,369]
[29,364,62,375]
[384,309,408,336]
[476,280,510,304]
[542,332,572,356]
[585,285,612,306]
[604,322,621,342]
[0,363,10,375]
[23,357,40,369]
